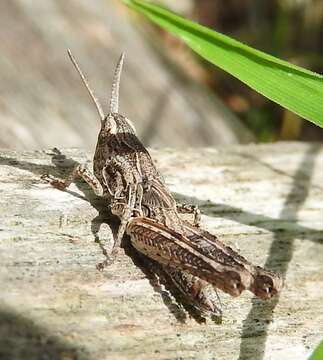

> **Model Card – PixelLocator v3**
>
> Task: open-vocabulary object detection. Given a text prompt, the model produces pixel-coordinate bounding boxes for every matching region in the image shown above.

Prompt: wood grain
[1,143,323,359]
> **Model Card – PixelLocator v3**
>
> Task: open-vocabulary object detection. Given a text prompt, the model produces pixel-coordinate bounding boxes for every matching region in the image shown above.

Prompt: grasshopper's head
[101,112,136,137]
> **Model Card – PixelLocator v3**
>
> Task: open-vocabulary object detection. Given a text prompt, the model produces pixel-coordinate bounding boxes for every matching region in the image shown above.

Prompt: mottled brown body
[43,51,282,319]
[127,218,282,300]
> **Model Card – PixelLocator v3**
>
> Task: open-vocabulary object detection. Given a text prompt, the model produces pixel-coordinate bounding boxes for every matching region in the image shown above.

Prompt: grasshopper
[43,51,282,318]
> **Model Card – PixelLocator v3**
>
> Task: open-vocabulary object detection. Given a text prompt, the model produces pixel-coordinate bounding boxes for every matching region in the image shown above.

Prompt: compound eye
[225,271,244,296]
[265,285,273,293]
[232,279,241,290]
[253,275,277,299]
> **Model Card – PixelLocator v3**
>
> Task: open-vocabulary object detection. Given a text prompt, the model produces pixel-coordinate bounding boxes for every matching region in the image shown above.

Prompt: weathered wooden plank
[1,143,323,359]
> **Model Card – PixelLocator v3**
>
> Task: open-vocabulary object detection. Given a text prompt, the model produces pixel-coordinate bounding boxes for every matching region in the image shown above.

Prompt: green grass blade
[309,341,323,360]
[123,0,323,127]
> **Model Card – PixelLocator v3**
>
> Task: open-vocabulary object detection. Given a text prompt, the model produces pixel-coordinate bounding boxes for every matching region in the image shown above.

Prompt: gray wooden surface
[0,0,252,150]
[1,142,323,359]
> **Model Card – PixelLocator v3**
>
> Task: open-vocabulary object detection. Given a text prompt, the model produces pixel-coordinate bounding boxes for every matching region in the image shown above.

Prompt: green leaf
[309,342,323,360]
[123,0,323,127]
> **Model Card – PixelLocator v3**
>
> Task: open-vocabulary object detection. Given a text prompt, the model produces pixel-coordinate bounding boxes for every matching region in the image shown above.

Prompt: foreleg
[41,163,103,196]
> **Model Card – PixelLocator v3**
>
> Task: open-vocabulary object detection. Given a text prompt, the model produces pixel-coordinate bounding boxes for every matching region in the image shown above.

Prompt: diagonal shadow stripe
[231,149,323,193]
[237,143,321,360]
[194,203,323,244]
[0,306,88,360]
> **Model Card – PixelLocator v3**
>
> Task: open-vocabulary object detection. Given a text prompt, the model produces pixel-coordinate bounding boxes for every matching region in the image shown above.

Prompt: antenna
[67,49,105,122]
[109,52,125,114]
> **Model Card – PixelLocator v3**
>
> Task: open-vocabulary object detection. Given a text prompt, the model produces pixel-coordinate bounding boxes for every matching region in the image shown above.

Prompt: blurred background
[1,0,323,150]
